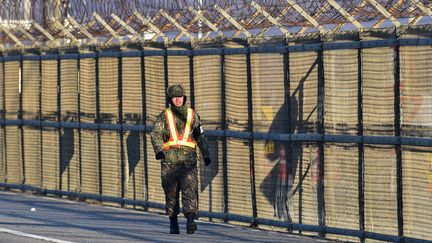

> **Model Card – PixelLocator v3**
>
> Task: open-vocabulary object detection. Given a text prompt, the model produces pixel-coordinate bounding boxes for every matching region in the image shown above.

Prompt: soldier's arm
[151,113,166,159]
[192,112,210,160]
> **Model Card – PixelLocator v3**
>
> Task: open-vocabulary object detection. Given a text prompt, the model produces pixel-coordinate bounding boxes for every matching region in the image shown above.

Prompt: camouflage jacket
[151,105,210,165]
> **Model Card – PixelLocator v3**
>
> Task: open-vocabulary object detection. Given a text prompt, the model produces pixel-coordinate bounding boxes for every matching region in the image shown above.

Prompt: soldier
[151,83,211,234]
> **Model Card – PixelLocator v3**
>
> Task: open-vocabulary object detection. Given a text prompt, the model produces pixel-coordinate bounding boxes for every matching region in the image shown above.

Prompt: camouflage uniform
[151,84,210,234]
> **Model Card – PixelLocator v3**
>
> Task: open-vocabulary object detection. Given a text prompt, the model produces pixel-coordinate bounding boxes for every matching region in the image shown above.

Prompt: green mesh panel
[362,47,395,136]
[400,46,432,137]
[41,60,59,190]
[60,59,80,192]
[22,60,41,187]
[194,54,224,216]
[250,51,288,222]
[4,62,22,183]
[99,57,121,201]
[144,47,165,209]
[364,145,398,236]
[324,49,358,135]
[122,56,145,203]
[324,143,359,242]
[79,57,99,195]
[0,62,3,181]
[167,46,191,100]
[402,146,432,240]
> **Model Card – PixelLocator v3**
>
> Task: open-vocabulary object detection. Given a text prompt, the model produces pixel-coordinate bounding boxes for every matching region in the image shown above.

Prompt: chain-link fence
[0,27,431,242]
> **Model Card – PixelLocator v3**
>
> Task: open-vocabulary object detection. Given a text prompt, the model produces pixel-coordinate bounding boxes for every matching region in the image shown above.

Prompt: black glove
[204,157,211,166]
[155,151,165,160]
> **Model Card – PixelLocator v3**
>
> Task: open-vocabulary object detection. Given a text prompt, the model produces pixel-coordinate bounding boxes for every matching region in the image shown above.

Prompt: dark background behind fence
[0,28,431,243]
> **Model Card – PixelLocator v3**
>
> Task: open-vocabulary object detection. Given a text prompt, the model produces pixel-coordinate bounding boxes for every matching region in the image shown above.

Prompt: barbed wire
[0,0,430,48]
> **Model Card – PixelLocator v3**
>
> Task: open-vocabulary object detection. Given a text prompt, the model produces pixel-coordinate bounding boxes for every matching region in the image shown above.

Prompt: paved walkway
[0,190,329,243]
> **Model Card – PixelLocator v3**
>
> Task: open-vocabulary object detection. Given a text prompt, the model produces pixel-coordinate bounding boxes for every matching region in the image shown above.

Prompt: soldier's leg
[161,163,180,233]
[179,164,198,234]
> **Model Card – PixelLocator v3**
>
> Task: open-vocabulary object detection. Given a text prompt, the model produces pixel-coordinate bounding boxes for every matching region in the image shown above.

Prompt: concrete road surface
[0,190,329,243]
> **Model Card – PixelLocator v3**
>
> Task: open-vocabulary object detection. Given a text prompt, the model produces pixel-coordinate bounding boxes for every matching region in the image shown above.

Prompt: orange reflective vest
[163,107,197,151]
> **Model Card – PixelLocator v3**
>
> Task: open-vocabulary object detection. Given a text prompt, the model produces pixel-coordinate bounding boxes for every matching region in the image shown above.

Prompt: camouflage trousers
[161,162,198,217]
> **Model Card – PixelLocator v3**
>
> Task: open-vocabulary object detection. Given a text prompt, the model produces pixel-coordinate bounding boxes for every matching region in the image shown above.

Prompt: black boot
[186,214,197,234]
[169,216,179,234]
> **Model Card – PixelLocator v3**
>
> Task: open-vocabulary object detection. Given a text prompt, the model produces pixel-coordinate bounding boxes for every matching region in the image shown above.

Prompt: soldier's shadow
[60,113,76,188]
[199,137,219,192]
[126,130,141,177]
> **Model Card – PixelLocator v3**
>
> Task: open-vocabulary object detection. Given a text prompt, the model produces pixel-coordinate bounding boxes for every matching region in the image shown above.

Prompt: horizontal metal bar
[79,53,98,59]
[399,38,432,46]
[292,223,323,233]
[22,55,41,61]
[122,124,147,131]
[142,50,166,56]
[324,134,361,143]
[364,231,400,242]
[249,46,286,54]
[1,119,432,146]
[361,39,397,48]
[0,38,430,63]
[121,51,142,58]
[291,133,322,141]
[288,43,322,52]
[3,55,23,61]
[22,119,39,126]
[61,53,80,60]
[223,48,249,55]
[41,120,61,128]
[98,52,121,58]
[325,227,363,238]
[79,122,98,130]
[62,122,80,129]
[166,50,191,56]
[363,135,400,145]
[122,199,165,210]
[41,55,60,60]
[99,123,121,131]
[226,214,255,223]
[3,120,23,126]
[193,48,223,55]
[323,42,361,50]
[253,131,291,141]
[401,136,432,147]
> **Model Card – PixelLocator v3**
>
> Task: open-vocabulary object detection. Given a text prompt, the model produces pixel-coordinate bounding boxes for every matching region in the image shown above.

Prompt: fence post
[283,39,294,232]
[163,46,169,108]
[19,56,26,185]
[189,49,195,109]
[77,56,82,192]
[357,33,365,243]
[57,54,62,192]
[221,46,229,224]
[95,51,102,198]
[1,58,5,182]
[246,44,258,227]
[118,52,125,206]
[317,44,326,237]
[38,55,43,187]
[141,49,149,211]
[393,32,403,241]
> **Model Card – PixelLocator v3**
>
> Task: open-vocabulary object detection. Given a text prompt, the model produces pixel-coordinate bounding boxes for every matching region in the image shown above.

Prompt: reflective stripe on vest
[163,107,196,151]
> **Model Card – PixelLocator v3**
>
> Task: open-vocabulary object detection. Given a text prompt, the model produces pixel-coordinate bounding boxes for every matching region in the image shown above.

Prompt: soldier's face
[172,96,184,107]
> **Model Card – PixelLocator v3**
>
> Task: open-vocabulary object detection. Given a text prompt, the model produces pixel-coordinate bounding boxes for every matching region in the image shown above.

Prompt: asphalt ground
[0,190,330,243]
